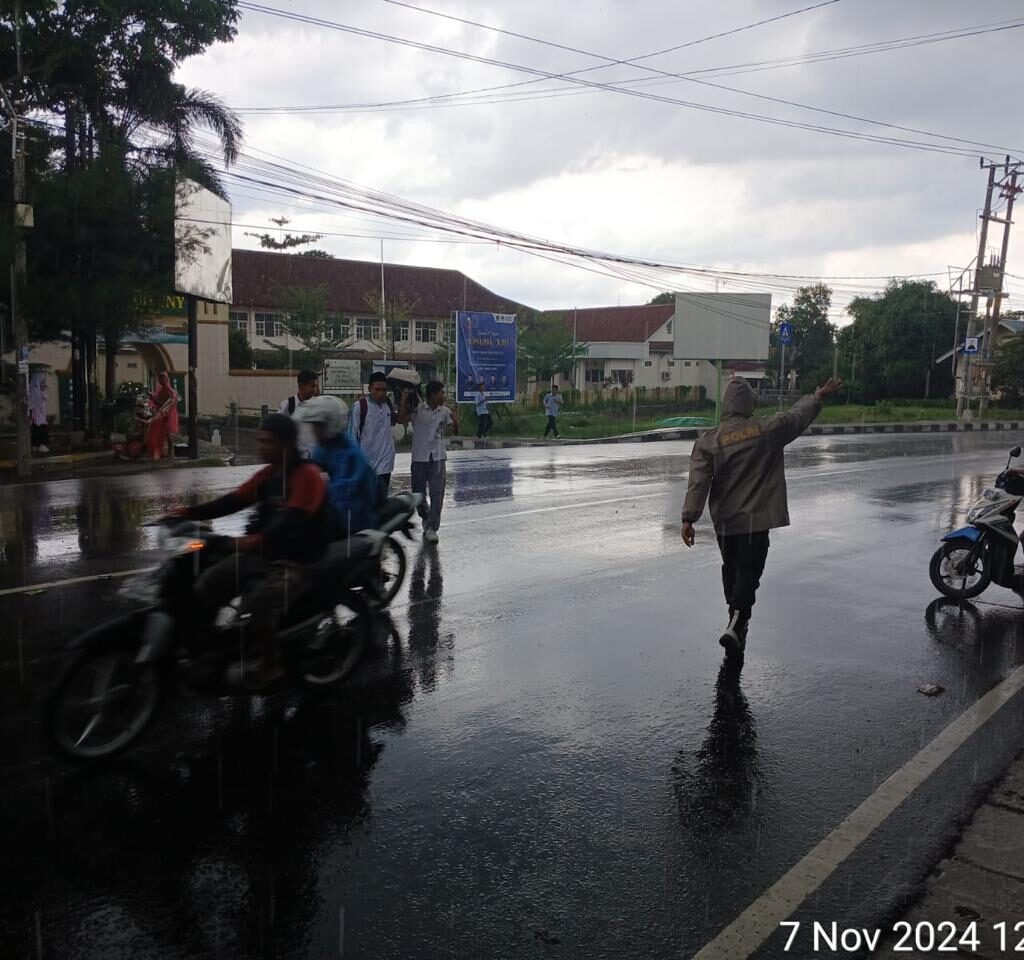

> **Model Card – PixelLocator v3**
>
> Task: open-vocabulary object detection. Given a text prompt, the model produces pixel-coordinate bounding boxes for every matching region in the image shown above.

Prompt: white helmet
[293,394,349,438]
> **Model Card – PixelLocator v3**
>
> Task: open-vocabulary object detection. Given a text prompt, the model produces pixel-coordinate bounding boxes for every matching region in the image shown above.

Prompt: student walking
[398,381,459,543]
[351,371,398,504]
[542,384,563,439]
[474,381,493,439]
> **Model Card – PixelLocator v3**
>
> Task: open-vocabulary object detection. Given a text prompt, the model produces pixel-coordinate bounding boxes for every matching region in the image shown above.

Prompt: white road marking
[692,662,1024,960]
[0,567,157,598]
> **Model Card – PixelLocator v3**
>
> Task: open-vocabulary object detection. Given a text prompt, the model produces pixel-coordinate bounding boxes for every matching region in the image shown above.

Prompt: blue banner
[455,310,517,404]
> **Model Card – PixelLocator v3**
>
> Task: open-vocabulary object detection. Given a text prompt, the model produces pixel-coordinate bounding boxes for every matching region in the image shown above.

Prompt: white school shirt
[543,393,563,417]
[353,397,397,476]
[474,391,490,416]
[278,395,315,458]
[410,404,454,462]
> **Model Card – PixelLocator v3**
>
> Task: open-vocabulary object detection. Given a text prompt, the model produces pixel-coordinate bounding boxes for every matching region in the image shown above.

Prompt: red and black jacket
[185,461,335,563]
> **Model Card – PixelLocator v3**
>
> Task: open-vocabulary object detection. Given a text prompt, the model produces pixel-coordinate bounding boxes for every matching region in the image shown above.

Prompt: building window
[126,361,138,369]
[203,302,208,315]
[254,312,283,338]
[695,361,701,366]
[586,367,604,383]
[213,303,218,315]
[415,321,438,343]
[684,361,692,367]
[666,320,672,334]
[394,321,410,342]
[610,369,633,386]
[667,360,675,366]
[355,318,380,340]
[229,311,248,334]
[415,362,436,382]
[442,319,455,344]
[326,315,349,341]
[644,360,653,367]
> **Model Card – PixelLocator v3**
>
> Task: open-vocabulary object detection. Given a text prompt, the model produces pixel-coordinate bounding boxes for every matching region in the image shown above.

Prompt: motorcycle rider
[680,375,843,658]
[293,395,379,538]
[171,413,335,691]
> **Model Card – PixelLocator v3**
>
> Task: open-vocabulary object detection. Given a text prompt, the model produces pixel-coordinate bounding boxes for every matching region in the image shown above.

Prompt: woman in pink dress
[146,372,180,459]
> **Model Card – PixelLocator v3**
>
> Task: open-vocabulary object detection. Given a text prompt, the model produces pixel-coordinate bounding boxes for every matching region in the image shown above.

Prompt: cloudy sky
[176,0,1024,319]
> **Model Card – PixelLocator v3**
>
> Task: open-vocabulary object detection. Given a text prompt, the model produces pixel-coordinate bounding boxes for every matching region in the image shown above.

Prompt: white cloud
[177,0,1024,312]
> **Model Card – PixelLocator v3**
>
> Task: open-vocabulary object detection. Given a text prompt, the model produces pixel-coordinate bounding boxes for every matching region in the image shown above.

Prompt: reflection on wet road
[1,431,1023,959]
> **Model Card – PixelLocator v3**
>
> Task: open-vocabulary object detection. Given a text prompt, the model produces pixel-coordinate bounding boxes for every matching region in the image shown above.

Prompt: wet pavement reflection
[2,431,1024,958]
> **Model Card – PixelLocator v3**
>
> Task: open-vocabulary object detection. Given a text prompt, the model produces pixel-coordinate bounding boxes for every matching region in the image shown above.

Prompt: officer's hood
[722,378,756,418]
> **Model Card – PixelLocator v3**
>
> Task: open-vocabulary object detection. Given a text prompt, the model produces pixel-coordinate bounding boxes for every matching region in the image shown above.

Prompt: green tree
[299,249,335,259]
[264,284,345,371]
[520,312,588,382]
[363,289,417,360]
[991,331,1024,406]
[769,284,836,390]
[844,280,959,401]
[228,324,253,370]
[245,216,323,251]
[648,292,675,305]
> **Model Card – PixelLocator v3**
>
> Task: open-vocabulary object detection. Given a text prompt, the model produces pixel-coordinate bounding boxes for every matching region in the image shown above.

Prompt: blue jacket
[312,435,379,538]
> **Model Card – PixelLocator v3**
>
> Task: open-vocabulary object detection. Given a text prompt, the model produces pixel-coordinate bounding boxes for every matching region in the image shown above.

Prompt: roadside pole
[1,78,30,478]
[714,360,723,425]
[778,341,786,412]
[187,295,198,459]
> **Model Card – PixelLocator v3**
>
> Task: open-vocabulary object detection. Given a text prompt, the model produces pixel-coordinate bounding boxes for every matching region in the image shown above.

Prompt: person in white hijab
[28,372,50,454]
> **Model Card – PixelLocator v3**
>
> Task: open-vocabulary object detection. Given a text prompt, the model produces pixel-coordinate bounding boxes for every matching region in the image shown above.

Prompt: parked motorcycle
[44,493,422,763]
[929,446,1024,600]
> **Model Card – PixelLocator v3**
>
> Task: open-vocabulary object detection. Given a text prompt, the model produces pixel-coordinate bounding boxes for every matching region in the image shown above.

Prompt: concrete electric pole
[957,157,1022,419]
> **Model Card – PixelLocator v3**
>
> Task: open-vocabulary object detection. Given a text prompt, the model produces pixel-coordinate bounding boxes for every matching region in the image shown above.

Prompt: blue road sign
[779,322,793,345]
[964,337,979,354]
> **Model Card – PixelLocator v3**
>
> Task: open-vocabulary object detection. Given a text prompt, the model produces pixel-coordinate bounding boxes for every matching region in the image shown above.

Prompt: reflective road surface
[1,431,1023,959]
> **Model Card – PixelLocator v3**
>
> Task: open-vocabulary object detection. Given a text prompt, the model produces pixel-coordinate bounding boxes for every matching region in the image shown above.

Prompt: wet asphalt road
[2,432,1024,960]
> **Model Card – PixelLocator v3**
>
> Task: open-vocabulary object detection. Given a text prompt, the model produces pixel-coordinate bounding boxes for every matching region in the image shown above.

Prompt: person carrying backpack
[351,371,398,505]
[278,369,320,459]
[295,396,378,539]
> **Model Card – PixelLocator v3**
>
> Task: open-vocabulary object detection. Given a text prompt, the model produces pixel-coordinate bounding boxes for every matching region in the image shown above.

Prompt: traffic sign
[779,322,793,345]
[964,337,979,355]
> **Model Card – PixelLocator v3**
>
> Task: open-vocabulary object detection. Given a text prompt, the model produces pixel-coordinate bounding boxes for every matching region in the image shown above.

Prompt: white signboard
[964,337,980,354]
[174,178,233,303]
[323,359,362,394]
[673,292,771,362]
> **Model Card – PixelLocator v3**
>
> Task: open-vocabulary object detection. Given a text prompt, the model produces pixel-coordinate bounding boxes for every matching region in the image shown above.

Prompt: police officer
[680,375,843,657]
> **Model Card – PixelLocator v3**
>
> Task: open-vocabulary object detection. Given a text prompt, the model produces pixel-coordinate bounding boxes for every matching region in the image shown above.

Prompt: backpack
[287,395,297,415]
[352,395,396,438]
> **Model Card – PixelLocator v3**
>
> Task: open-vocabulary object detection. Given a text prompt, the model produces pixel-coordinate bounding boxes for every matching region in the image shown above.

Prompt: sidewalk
[874,752,1024,958]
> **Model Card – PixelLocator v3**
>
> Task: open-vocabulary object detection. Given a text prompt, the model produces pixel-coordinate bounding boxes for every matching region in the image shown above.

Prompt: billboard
[323,359,362,394]
[673,292,771,362]
[174,178,233,304]
[455,310,517,403]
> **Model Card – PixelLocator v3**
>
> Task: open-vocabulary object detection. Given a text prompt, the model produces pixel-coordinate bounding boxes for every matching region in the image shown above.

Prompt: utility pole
[978,159,1020,416]
[957,158,1022,418]
[2,12,31,478]
[957,163,997,419]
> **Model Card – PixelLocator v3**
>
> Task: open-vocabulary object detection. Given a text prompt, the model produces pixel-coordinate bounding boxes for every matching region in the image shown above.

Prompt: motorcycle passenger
[294,395,379,539]
[173,413,335,691]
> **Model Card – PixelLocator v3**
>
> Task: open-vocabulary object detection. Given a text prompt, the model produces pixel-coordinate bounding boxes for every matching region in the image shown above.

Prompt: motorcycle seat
[305,536,376,585]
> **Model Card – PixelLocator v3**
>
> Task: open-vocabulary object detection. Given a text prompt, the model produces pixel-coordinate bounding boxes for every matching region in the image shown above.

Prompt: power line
[368,0,1021,156]
[233,2,1003,158]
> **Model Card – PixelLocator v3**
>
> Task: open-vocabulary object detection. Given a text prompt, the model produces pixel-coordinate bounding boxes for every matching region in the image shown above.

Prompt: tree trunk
[104,326,119,408]
[85,331,100,439]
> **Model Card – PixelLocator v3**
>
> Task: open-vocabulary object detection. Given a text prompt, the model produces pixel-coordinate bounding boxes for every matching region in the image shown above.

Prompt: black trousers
[377,473,392,506]
[476,414,493,438]
[717,531,771,620]
[544,415,559,438]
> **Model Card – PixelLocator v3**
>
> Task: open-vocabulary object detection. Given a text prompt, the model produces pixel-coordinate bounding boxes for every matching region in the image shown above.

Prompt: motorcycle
[929,446,1024,600]
[44,493,422,763]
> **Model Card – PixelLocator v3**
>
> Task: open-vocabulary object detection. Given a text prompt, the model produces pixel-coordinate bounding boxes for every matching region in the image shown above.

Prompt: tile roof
[231,249,529,318]
[549,303,674,343]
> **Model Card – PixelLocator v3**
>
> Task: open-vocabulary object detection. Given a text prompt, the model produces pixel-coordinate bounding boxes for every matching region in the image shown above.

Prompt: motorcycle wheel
[45,640,163,763]
[374,536,407,606]
[929,538,992,600]
[299,595,372,688]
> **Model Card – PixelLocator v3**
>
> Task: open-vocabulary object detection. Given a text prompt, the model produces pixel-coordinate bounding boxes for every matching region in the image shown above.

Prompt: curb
[446,421,1024,451]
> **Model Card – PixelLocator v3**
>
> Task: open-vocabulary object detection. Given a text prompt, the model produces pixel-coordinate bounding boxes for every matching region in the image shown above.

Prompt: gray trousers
[411,458,447,531]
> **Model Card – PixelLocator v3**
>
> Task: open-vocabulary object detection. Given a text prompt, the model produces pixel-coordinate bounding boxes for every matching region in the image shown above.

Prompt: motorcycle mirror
[1011,446,1021,458]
